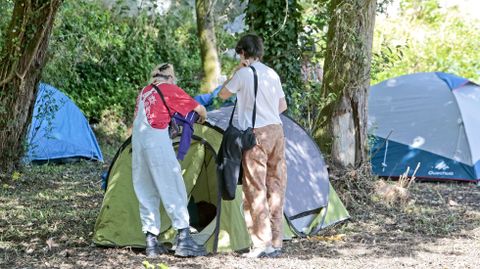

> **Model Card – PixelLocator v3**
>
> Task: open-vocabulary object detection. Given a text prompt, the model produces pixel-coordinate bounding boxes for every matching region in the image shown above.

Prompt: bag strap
[228,100,236,126]
[250,65,258,128]
[228,65,259,127]
[151,84,173,117]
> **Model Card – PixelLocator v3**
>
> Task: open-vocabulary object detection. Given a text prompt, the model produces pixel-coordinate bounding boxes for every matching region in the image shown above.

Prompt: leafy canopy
[372,0,480,84]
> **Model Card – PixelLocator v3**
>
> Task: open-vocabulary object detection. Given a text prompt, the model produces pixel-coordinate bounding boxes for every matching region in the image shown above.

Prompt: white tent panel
[453,84,480,164]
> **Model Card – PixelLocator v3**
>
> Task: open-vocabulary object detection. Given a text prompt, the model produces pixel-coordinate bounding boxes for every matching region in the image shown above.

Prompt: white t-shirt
[225,62,285,130]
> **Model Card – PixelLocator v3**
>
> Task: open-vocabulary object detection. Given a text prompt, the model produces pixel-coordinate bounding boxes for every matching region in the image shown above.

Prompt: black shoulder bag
[216,66,258,200]
[151,84,180,139]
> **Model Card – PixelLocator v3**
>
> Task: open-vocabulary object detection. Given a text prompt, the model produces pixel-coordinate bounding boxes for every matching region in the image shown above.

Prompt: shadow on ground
[1,156,479,268]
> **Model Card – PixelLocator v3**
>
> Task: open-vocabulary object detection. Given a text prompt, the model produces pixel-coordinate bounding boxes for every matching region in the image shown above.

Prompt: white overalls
[132,88,189,235]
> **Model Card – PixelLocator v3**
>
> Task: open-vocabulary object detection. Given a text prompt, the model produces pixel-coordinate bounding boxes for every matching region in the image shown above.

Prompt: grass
[0,161,104,254]
[329,165,480,244]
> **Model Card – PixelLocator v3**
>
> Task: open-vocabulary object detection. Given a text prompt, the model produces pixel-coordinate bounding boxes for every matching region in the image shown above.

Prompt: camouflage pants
[242,124,287,249]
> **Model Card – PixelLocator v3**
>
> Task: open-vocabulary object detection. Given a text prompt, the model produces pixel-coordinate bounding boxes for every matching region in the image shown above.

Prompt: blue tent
[24,83,103,163]
[369,72,480,182]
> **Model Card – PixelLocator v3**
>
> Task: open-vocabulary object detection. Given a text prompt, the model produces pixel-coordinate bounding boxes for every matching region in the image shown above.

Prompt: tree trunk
[0,0,63,175]
[318,0,376,168]
[195,0,220,93]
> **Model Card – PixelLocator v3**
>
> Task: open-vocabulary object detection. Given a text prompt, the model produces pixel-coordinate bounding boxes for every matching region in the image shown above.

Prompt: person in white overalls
[132,63,207,257]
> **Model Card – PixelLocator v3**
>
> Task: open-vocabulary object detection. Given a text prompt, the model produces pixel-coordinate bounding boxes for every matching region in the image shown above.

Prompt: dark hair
[235,34,264,60]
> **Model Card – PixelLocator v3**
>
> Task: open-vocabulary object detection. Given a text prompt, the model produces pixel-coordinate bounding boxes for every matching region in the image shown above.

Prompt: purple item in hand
[172,111,199,160]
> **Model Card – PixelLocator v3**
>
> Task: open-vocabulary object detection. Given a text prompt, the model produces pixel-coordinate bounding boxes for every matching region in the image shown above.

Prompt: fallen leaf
[448,200,459,207]
[46,238,59,250]
[12,171,21,181]
[311,234,346,242]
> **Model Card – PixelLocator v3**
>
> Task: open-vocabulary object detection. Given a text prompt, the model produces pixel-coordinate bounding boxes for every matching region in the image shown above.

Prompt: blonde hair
[150,63,176,84]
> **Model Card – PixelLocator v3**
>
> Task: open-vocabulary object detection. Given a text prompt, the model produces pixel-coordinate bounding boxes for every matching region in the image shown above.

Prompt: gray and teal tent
[93,107,349,252]
[369,72,480,182]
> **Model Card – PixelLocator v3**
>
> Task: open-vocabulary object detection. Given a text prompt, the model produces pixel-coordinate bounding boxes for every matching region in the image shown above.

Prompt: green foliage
[0,0,14,52]
[376,0,395,13]
[371,42,406,83]
[298,0,330,62]
[372,0,480,84]
[295,0,331,132]
[400,0,442,25]
[95,104,129,145]
[244,0,304,121]
[143,261,169,269]
[215,28,239,77]
[42,1,202,123]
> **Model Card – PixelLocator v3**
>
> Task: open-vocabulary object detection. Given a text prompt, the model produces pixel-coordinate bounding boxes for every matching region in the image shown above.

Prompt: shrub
[42,1,203,125]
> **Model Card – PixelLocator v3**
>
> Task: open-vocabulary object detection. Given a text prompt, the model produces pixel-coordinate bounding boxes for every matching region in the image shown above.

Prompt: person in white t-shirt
[218,34,288,258]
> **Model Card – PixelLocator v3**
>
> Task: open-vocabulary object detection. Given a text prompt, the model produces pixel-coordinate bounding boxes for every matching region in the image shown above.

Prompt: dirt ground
[1,159,479,269]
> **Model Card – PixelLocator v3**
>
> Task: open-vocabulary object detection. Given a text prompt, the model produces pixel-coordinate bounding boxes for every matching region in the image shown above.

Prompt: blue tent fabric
[194,86,222,107]
[435,72,470,90]
[371,137,477,181]
[194,86,235,110]
[24,83,103,163]
[369,72,480,182]
[475,161,480,180]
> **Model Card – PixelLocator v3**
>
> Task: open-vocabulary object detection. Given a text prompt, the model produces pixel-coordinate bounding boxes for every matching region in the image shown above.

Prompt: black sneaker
[146,233,168,258]
[174,228,207,257]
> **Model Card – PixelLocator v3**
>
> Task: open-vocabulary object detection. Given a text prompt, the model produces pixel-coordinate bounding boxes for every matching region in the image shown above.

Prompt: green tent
[93,108,349,252]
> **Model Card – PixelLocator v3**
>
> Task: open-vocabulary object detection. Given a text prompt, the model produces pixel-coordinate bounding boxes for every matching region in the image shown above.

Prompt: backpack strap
[228,100,237,126]
[151,84,173,117]
[249,65,258,128]
[228,66,259,127]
